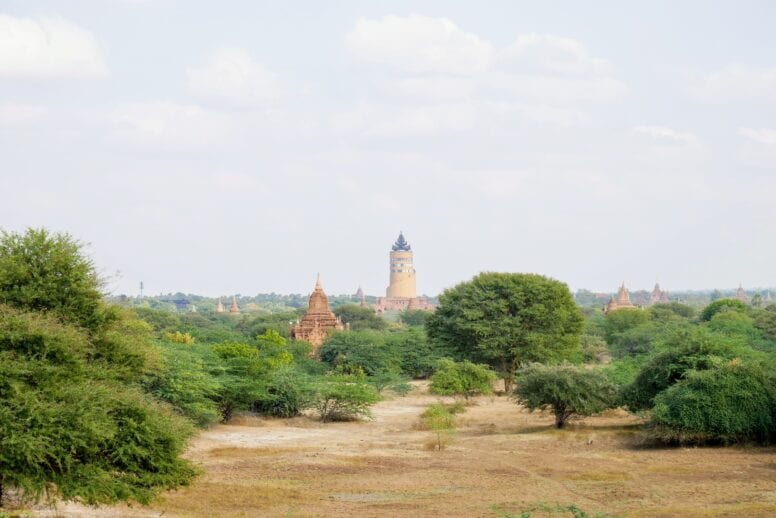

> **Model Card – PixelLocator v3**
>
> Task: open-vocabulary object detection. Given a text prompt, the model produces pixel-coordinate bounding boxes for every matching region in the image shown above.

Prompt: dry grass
[32,382,776,517]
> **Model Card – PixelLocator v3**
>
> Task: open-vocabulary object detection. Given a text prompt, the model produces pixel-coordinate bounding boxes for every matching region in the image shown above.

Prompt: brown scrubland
[38,382,776,517]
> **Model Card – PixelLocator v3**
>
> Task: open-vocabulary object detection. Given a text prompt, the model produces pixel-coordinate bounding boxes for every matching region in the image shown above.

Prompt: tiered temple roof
[605,283,637,313]
[650,282,670,304]
[736,284,748,302]
[392,231,411,251]
[291,275,345,347]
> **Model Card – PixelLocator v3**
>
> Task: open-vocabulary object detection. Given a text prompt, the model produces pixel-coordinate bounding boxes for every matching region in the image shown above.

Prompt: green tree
[603,308,649,345]
[386,328,444,379]
[513,364,617,428]
[0,305,196,506]
[0,228,104,330]
[649,302,695,321]
[420,404,457,450]
[650,362,775,444]
[621,328,749,411]
[399,309,429,327]
[142,343,221,427]
[315,374,380,422]
[318,330,399,376]
[429,359,497,399]
[333,304,388,331]
[700,298,748,322]
[426,273,584,391]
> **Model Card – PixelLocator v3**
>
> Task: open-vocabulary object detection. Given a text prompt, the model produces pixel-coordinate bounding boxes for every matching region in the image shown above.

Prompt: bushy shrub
[318,330,399,376]
[430,359,497,399]
[420,404,457,450]
[513,364,617,428]
[143,343,221,427]
[622,329,749,411]
[252,367,317,418]
[0,306,197,506]
[315,374,380,422]
[163,331,196,344]
[650,362,776,444]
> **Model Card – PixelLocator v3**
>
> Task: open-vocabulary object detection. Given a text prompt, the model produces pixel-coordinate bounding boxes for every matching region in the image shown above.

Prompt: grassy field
[35,382,776,517]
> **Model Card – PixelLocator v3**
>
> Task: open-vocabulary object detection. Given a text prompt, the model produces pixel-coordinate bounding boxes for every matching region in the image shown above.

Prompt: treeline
[2,227,775,510]
[592,299,776,443]
[0,229,442,508]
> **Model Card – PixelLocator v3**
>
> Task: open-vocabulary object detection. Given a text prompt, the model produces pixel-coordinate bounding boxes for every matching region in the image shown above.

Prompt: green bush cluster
[430,359,497,399]
[0,229,197,507]
[597,297,776,444]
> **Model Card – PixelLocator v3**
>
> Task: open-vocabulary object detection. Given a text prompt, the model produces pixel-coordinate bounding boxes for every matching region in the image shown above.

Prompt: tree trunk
[0,474,4,507]
[555,406,567,428]
[503,376,513,393]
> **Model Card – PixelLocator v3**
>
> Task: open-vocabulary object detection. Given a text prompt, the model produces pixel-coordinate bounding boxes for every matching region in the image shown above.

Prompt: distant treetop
[392,231,411,252]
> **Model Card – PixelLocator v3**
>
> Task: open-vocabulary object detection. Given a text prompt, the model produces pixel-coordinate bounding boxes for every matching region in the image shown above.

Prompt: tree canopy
[0,228,104,330]
[426,272,583,390]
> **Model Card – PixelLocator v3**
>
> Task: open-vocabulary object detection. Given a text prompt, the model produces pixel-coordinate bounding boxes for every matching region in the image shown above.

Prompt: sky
[1,1,775,297]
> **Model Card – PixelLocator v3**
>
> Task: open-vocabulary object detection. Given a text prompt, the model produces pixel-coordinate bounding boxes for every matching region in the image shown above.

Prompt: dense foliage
[315,374,381,422]
[0,228,104,330]
[427,272,584,391]
[429,359,497,399]
[0,229,197,506]
[650,362,776,444]
[513,364,617,428]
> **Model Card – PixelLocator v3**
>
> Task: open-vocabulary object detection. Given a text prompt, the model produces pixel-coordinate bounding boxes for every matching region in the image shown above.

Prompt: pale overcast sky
[1,1,775,297]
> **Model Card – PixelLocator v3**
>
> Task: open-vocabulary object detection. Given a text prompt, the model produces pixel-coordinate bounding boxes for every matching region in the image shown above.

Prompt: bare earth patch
[33,382,776,517]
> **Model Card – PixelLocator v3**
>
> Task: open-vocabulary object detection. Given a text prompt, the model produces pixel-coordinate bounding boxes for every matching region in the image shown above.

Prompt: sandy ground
[29,382,776,517]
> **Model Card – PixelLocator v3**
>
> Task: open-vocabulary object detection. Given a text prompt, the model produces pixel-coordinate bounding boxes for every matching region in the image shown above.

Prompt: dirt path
[34,383,776,517]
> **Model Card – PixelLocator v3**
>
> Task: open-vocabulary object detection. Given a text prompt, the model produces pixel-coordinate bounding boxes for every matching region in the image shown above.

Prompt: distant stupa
[736,283,748,302]
[215,298,225,313]
[290,274,345,348]
[605,282,637,313]
[229,295,240,315]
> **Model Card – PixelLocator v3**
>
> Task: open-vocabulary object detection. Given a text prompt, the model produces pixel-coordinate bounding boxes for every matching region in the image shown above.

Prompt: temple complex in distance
[290,275,345,347]
[605,283,638,313]
[375,232,433,313]
[650,283,670,304]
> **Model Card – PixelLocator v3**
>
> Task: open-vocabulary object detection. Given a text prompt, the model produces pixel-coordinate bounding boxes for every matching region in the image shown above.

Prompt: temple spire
[315,273,322,290]
[392,231,411,251]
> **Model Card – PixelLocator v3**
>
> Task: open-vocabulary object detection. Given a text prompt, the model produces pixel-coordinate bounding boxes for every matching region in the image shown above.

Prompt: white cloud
[687,65,776,103]
[346,14,493,75]
[737,127,776,168]
[343,16,624,137]
[498,33,609,76]
[0,14,107,79]
[107,102,233,151]
[738,127,776,146]
[188,47,280,106]
[632,125,702,147]
[0,103,48,125]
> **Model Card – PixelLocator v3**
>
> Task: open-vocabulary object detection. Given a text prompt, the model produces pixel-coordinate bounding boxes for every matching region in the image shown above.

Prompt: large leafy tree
[0,228,197,506]
[0,228,104,330]
[426,272,583,391]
